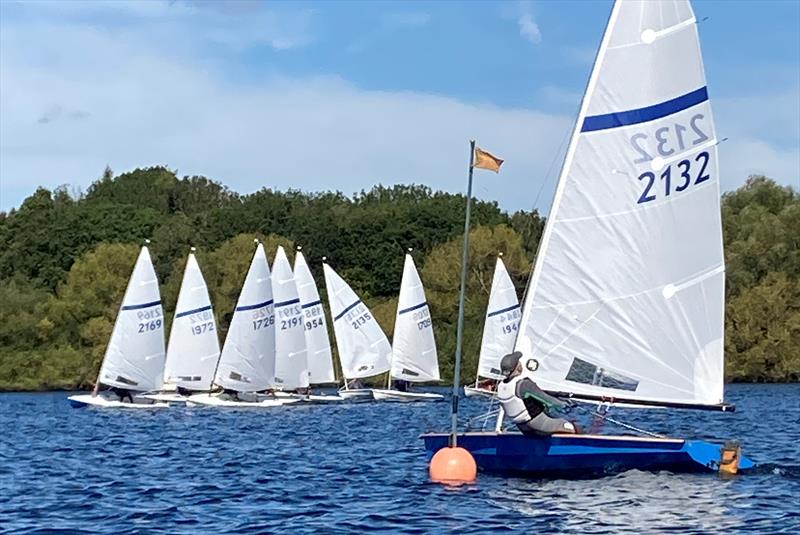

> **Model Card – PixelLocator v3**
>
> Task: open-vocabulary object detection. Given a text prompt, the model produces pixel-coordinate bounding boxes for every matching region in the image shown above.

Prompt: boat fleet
[68,241,457,409]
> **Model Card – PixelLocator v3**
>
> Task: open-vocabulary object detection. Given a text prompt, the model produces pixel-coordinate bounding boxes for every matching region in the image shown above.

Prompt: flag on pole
[473,146,504,173]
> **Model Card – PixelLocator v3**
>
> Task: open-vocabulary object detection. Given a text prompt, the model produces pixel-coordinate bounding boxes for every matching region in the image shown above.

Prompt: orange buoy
[429,446,477,484]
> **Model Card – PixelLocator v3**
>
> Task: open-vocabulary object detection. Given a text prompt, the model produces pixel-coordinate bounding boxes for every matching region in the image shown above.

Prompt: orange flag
[473,146,504,173]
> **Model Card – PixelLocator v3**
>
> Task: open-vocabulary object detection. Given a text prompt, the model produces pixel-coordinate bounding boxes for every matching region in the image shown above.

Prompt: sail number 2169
[637,151,710,204]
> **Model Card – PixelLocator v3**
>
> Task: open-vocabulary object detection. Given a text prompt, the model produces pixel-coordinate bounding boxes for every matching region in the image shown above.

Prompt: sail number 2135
[637,151,710,204]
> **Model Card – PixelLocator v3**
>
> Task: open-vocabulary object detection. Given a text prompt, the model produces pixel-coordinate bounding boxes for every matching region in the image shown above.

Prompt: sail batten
[516,0,725,408]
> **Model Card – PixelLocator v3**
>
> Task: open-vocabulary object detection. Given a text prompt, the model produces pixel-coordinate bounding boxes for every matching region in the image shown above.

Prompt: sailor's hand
[556,398,576,414]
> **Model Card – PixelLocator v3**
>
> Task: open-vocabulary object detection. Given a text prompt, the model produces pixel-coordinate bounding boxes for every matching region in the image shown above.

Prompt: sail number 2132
[637,151,710,204]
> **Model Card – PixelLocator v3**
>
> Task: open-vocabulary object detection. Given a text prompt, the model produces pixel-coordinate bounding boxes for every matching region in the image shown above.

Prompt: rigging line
[572,403,664,438]
[532,124,572,211]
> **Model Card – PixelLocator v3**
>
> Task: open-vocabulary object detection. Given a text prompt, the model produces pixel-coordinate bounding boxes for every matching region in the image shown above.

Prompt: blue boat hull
[422,432,754,478]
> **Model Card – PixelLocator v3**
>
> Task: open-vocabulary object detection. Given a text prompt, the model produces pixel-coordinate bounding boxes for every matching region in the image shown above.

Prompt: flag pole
[450,139,476,447]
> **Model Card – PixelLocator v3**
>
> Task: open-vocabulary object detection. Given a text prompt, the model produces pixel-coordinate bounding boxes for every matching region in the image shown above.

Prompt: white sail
[215,243,276,392]
[97,246,166,392]
[516,0,724,407]
[477,257,520,380]
[322,263,392,379]
[390,254,439,382]
[272,246,309,390]
[164,251,221,390]
[293,250,335,384]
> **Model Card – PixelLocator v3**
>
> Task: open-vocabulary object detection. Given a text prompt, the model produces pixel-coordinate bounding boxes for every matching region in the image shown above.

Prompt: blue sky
[1,0,798,213]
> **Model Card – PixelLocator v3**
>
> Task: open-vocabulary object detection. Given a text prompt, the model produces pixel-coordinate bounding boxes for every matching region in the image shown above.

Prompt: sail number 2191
[637,151,710,204]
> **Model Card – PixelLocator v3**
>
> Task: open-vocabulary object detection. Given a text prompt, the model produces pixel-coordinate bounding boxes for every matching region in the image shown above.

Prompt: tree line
[0,167,796,390]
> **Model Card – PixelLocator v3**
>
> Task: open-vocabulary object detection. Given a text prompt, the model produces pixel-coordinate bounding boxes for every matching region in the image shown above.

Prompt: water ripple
[1,384,799,534]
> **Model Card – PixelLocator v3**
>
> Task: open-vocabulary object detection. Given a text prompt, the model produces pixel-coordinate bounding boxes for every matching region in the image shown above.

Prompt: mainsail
[272,246,309,390]
[164,251,221,390]
[390,254,439,382]
[322,263,392,380]
[96,245,166,392]
[215,242,276,392]
[477,256,520,381]
[294,250,335,384]
[516,0,725,408]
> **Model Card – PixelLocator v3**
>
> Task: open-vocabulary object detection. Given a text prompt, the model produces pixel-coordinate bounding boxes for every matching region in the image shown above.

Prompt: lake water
[1,384,798,534]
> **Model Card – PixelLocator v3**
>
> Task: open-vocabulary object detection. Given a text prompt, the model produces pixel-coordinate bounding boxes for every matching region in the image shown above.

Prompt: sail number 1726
[637,151,710,204]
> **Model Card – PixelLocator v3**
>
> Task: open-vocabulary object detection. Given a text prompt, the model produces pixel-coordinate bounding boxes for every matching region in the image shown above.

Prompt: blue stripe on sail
[580,87,708,133]
[301,300,322,309]
[274,298,300,308]
[175,305,212,318]
[487,303,520,318]
[121,300,161,311]
[334,300,362,321]
[398,302,427,315]
[236,299,273,312]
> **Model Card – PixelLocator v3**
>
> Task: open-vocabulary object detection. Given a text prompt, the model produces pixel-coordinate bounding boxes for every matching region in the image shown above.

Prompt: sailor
[393,379,410,392]
[497,351,579,436]
[109,386,134,404]
[347,378,364,390]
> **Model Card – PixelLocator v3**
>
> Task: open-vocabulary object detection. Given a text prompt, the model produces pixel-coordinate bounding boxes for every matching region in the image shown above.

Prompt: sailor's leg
[522,412,578,435]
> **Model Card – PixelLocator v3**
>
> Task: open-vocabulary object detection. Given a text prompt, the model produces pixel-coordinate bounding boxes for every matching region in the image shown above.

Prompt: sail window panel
[565,357,639,392]
[114,375,139,387]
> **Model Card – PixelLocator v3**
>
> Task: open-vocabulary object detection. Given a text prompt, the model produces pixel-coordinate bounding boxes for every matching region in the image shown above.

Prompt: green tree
[422,224,530,383]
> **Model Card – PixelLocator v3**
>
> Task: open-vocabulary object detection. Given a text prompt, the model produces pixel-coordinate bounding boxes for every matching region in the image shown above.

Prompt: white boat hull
[338,389,374,401]
[273,391,346,404]
[463,386,496,399]
[371,389,444,402]
[139,393,189,403]
[68,394,169,409]
[185,393,291,408]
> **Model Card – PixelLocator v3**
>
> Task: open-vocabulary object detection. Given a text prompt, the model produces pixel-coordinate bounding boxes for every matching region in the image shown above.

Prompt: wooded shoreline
[1,168,797,390]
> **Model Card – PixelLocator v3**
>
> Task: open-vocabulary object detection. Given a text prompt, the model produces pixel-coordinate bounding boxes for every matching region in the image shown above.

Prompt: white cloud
[0,11,568,212]
[719,139,800,192]
[0,0,796,216]
[516,1,542,45]
[518,13,542,45]
[714,90,800,191]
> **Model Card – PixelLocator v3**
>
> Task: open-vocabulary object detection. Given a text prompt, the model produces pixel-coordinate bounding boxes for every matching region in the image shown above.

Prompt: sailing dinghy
[424,0,754,476]
[69,244,169,408]
[142,249,220,404]
[322,262,392,400]
[464,255,520,398]
[271,246,311,397]
[188,242,290,408]
[373,253,443,402]
[291,248,344,403]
